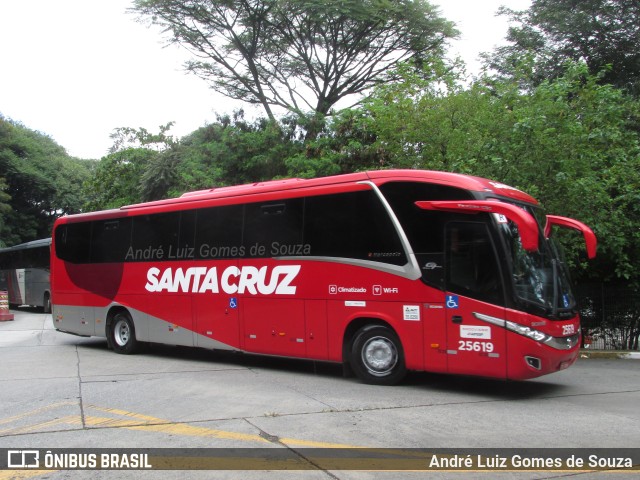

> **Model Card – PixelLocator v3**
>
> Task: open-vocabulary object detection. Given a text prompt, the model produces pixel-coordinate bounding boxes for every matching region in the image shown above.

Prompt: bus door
[25,268,48,307]
[444,222,507,378]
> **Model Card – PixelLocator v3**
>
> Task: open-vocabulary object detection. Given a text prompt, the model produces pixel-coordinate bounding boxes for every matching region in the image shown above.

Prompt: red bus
[51,170,596,385]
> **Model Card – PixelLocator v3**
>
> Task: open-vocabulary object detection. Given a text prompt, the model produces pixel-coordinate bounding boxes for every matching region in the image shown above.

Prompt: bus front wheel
[350,325,406,385]
[109,311,139,354]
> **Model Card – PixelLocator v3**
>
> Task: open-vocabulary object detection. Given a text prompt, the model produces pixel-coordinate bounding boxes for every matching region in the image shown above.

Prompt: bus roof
[0,238,51,253]
[121,169,537,211]
[54,169,538,224]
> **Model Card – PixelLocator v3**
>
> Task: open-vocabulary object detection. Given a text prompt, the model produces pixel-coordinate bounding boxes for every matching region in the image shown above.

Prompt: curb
[579,350,640,360]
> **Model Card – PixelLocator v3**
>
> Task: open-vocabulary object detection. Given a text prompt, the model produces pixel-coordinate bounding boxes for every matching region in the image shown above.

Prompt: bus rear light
[525,356,541,370]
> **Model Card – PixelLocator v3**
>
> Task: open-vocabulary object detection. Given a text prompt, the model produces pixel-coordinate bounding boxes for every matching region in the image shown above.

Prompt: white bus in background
[0,238,52,312]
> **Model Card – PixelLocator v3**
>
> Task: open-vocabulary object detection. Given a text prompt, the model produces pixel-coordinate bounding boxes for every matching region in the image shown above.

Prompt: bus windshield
[497,207,576,318]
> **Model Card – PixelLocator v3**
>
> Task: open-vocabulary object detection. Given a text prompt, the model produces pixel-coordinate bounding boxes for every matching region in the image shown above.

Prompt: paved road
[0,309,638,479]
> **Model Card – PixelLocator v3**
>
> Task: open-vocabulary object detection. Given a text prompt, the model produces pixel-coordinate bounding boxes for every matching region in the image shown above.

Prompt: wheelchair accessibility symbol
[446,295,459,309]
[229,297,238,309]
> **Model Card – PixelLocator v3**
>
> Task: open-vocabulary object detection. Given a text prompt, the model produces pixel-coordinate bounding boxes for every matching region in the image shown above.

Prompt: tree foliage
[81,61,639,289]
[0,116,92,247]
[356,62,640,285]
[83,113,308,208]
[6,0,639,294]
[486,0,640,95]
[82,147,158,211]
[132,0,456,136]
[171,112,301,193]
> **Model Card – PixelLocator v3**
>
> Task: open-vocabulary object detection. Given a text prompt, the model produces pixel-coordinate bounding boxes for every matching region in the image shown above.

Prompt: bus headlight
[506,321,550,342]
[474,313,581,350]
[505,321,580,350]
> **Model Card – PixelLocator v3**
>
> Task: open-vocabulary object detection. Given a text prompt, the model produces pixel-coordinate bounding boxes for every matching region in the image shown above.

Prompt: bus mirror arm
[544,215,597,259]
[415,200,539,252]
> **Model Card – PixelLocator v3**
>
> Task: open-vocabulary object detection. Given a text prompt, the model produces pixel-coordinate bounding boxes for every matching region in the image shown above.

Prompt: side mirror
[544,215,597,259]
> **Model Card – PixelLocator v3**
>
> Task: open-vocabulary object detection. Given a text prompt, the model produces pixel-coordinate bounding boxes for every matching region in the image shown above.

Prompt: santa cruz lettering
[145,265,301,295]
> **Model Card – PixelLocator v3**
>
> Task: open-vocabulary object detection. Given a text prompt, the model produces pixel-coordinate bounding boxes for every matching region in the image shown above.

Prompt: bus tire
[350,325,406,385]
[109,311,139,354]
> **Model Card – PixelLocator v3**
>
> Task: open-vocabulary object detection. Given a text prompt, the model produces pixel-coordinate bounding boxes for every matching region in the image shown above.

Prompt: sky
[0,0,531,160]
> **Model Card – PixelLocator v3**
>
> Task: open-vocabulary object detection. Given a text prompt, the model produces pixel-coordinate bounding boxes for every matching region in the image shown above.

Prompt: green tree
[83,123,178,209]
[108,122,176,153]
[83,147,157,211]
[0,177,12,247]
[361,62,640,285]
[285,108,386,178]
[171,112,301,194]
[486,0,640,95]
[132,0,457,138]
[0,116,91,245]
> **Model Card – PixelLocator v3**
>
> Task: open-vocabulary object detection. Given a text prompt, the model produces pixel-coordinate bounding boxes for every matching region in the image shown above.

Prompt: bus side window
[303,190,407,266]
[91,219,132,263]
[243,199,304,257]
[379,181,474,288]
[195,205,244,259]
[128,210,198,262]
[55,223,91,264]
[131,212,180,258]
[30,246,50,269]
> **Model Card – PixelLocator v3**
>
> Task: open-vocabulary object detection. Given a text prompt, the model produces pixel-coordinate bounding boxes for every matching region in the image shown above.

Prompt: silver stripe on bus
[473,312,506,328]
[274,255,421,280]
[473,311,580,351]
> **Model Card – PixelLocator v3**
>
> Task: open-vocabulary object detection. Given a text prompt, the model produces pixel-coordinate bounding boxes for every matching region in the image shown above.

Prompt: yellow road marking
[85,405,359,447]
[0,471,52,480]
[82,414,271,443]
[0,401,362,480]
[0,402,360,448]
[0,416,78,436]
[0,401,75,427]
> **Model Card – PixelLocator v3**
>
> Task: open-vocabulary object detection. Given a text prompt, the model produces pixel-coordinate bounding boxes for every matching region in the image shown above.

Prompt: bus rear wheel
[109,311,139,354]
[350,325,406,385]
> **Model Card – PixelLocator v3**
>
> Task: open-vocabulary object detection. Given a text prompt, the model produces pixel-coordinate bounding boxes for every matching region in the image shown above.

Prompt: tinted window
[195,205,244,259]
[304,190,406,266]
[55,223,91,264]
[54,187,414,266]
[446,222,504,305]
[380,181,473,287]
[91,218,132,263]
[131,212,179,255]
[0,250,18,269]
[178,210,197,253]
[244,199,305,258]
[24,246,50,268]
[128,211,198,262]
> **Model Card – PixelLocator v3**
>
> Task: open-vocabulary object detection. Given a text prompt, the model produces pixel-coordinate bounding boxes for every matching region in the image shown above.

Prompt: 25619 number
[458,341,494,353]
